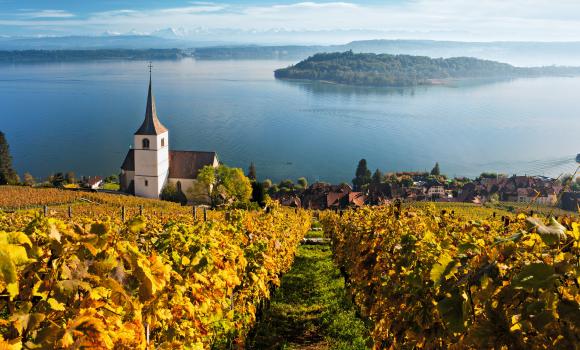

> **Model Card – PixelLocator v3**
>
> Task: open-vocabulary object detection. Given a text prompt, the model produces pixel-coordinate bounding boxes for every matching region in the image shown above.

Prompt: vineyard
[0,186,219,224]
[1,185,579,349]
[321,205,580,349]
[0,189,311,349]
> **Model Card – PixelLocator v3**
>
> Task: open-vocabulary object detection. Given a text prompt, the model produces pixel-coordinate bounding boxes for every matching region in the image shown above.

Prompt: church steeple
[135,63,168,135]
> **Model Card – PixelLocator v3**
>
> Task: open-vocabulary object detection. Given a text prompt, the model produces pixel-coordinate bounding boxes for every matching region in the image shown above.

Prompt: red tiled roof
[168,150,217,179]
[348,192,366,207]
[86,176,103,186]
[120,149,217,180]
[326,192,346,207]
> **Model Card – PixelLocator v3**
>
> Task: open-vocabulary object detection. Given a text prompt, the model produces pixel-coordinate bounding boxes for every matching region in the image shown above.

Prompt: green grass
[248,245,370,350]
[102,182,120,191]
[305,230,324,238]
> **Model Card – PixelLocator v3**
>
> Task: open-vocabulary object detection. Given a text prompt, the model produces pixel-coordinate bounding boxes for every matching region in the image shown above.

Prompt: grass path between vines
[248,235,371,350]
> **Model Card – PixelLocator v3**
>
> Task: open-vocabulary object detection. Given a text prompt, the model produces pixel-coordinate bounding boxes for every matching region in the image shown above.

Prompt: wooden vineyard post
[193,206,197,221]
[203,207,207,222]
[68,206,72,218]
[43,205,48,217]
[122,206,126,222]
[140,205,143,216]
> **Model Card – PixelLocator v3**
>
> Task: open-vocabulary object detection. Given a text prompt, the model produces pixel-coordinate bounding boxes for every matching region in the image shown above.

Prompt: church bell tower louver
[133,64,170,198]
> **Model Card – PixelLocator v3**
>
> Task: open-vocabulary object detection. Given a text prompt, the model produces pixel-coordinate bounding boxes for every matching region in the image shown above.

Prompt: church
[120,71,219,199]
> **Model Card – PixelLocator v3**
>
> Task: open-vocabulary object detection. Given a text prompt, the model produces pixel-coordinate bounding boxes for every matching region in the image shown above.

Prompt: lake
[1,58,579,184]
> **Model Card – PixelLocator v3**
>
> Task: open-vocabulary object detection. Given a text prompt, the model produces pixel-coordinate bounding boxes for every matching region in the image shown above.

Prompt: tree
[161,182,188,205]
[0,131,18,185]
[371,169,383,186]
[248,162,257,181]
[50,173,65,187]
[197,165,252,207]
[297,177,308,189]
[262,179,272,190]
[23,172,35,186]
[352,159,372,191]
[65,171,76,184]
[279,179,294,193]
[431,162,441,176]
[105,174,119,183]
[251,181,266,207]
[268,184,279,195]
[401,176,414,187]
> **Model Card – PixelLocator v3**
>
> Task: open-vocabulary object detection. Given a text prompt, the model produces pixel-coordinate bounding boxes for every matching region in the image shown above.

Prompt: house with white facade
[120,71,218,199]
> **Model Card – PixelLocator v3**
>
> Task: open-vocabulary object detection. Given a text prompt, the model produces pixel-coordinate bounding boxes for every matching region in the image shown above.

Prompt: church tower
[133,67,169,198]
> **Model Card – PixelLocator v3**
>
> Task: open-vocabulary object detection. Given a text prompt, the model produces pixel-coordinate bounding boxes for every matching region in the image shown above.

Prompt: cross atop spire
[134,64,168,136]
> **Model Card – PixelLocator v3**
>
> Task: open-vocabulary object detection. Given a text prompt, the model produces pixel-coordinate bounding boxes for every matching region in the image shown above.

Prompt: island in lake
[274,51,580,87]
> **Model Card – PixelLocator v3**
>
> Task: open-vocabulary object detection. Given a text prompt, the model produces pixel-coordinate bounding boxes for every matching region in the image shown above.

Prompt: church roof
[120,149,218,180]
[121,149,134,171]
[169,150,217,179]
[135,75,168,136]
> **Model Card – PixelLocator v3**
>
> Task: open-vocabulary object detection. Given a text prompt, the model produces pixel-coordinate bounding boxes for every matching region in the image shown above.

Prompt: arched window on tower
[142,138,150,149]
[161,138,165,147]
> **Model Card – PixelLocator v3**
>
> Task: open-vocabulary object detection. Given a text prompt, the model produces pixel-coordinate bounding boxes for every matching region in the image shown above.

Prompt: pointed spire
[135,63,168,135]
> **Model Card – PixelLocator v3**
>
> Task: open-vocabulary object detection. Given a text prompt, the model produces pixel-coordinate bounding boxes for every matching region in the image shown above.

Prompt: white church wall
[134,175,162,198]
[120,170,135,193]
[134,131,170,198]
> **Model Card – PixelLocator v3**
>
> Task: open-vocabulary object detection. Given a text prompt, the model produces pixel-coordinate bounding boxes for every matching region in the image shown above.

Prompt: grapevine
[321,205,580,349]
[0,198,310,349]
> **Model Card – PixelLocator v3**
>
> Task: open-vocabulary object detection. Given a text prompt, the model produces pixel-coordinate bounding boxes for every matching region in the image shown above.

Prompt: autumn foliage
[0,201,310,349]
[321,205,579,349]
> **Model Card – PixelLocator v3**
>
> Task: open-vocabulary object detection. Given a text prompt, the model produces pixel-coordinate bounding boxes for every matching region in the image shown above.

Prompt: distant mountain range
[194,40,580,66]
[2,37,580,66]
[0,35,228,50]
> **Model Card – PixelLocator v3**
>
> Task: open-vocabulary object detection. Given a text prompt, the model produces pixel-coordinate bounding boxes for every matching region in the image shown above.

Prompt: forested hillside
[275,51,580,86]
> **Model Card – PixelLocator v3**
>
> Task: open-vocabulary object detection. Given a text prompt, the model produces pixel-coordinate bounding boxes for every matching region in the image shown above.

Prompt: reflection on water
[1,59,579,183]
[277,79,422,97]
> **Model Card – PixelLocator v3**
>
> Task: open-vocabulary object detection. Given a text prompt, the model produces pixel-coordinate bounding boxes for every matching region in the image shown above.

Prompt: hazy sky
[2,1,580,42]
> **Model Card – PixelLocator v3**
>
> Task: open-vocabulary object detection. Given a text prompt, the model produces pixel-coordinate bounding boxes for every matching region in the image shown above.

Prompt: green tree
[352,159,372,191]
[297,177,308,189]
[65,171,76,185]
[0,131,18,185]
[371,169,383,186]
[23,172,35,187]
[50,173,65,187]
[248,162,257,181]
[105,174,119,183]
[262,179,273,190]
[431,162,441,176]
[251,181,266,207]
[268,184,279,195]
[279,179,294,191]
[161,182,188,205]
[197,165,252,207]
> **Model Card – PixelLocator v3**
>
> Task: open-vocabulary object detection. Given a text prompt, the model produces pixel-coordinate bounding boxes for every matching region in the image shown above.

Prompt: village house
[120,70,218,200]
[517,188,558,206]
[426,180,446,199]
[81,176,103,190]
